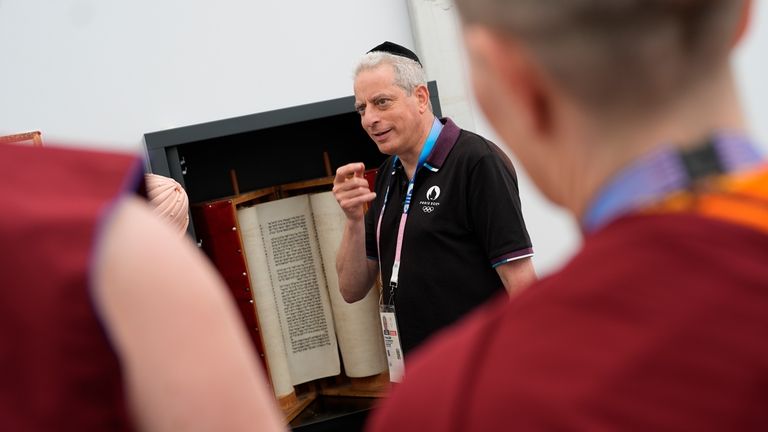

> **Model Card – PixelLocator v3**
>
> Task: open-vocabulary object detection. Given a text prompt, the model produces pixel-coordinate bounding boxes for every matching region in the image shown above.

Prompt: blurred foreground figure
[368,0,768,430]
[0,144,285,431]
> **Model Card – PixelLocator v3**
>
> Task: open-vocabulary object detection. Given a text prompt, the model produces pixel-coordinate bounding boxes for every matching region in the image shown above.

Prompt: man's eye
[355,106,366,115]
[376,99,391,107]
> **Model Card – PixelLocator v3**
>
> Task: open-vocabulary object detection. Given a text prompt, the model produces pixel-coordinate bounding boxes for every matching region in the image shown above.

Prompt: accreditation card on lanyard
[376,118,442,383]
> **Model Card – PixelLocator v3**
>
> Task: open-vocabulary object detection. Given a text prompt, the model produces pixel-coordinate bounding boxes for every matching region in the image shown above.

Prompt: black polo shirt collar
[422,117,460,172]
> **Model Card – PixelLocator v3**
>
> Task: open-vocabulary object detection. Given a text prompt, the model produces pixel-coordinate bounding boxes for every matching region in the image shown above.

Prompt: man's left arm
[468,145,536,295]
[495,257,537,297]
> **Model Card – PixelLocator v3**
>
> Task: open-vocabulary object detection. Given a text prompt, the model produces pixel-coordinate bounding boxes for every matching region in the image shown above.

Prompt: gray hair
[455,0,745,116]
[354,51,427,95]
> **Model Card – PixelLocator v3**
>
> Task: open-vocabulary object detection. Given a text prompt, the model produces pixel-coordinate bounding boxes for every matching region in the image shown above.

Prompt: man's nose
[362,108,380,129]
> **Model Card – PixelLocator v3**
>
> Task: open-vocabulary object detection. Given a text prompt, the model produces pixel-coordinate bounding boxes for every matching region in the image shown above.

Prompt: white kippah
[144,173,190,236]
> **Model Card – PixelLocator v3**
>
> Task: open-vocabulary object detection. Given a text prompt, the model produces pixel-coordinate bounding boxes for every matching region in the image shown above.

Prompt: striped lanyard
[582,133,765,233]
[376,118,443,304]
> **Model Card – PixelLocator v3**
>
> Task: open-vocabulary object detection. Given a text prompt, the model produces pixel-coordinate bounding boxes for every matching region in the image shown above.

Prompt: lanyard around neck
[376,118,443,302]
[582,133,764,233]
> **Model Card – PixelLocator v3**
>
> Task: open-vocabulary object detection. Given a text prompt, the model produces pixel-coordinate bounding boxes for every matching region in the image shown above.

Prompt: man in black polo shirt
[333,41,536,359]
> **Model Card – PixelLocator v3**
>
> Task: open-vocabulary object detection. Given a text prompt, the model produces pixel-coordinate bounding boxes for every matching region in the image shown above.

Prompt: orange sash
[645,164,768,234]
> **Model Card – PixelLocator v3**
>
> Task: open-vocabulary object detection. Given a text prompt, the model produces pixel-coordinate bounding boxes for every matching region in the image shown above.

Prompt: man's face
[354,64,425,157]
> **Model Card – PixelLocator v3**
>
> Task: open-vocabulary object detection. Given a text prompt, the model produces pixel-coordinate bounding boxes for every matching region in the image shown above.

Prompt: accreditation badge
[379,304,405,383]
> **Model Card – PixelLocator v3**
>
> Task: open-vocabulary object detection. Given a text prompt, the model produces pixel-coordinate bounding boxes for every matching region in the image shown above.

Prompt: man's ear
[733,0,753,47]
[465,25,555,139]
[414,84,430,114]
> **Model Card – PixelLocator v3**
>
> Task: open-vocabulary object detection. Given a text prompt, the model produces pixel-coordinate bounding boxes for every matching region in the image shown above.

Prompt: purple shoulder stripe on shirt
[713,132,764,171]
[491,247,534,268]
[425,118,461,169]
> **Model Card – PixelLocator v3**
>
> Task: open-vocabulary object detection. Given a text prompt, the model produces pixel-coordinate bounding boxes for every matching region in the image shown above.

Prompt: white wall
[735,0,768,151]
[0,0,414,151]
[2,1,767,276]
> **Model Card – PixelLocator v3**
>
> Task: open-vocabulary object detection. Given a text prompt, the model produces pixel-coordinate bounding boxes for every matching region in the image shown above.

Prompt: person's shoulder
[449,130,518,180]
[370,212,768,431]
[93,196,288,431]
[557,211,768,297]
[93,195,227,307]
[449,126,513,166]
[454,128,497,152]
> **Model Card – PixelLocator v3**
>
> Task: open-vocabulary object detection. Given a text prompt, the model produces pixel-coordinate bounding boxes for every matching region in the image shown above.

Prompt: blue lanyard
[376,118,443,298]
[582,133,764,233]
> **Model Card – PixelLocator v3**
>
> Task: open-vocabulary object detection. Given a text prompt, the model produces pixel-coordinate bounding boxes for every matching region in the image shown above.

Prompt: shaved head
[455,0,746,115]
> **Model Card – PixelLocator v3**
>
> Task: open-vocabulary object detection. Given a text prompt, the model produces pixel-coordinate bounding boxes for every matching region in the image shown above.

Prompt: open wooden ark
[191,170,388,423]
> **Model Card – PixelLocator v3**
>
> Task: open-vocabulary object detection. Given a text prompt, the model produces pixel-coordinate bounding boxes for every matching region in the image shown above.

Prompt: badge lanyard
[376,118,442,382]
[582,133,765,233]
[375,117,442,304]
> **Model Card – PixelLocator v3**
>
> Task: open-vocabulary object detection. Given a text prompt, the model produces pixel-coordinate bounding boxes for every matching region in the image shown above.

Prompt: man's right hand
[333,163,377,221]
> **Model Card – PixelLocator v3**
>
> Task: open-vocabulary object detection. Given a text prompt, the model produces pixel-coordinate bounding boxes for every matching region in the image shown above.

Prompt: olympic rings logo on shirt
[422,206,435,213]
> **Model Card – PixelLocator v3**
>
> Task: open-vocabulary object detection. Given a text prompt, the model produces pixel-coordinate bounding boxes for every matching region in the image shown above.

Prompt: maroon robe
[368,212,768,431]
[0,144,142,431]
